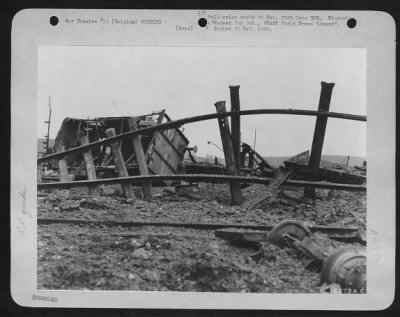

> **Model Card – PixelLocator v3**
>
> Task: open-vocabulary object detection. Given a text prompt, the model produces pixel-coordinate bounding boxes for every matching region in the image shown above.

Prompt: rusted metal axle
[215,222,363,245]
[38,109,367,163]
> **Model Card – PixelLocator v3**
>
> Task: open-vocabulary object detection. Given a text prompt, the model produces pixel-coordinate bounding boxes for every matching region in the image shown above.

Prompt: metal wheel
[267,220,312,247]
[320,246,366,291]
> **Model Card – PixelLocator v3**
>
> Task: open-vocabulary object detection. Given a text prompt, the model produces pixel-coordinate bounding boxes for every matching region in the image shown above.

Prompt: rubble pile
[37,184,366,292]
[37,90,367,292]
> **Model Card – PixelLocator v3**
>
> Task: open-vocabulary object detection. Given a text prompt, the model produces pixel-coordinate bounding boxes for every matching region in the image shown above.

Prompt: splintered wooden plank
[56,155,70,199]
[265,167,295,194]
[251,167,295,209]
[79,136,99,196]
[127,117,152,200]
[105,128,135,201]
[147,127,188,176]
[164,128,189,169]
[215,101,242,205]
[37,165,42,183]
[148,132,179,174]
[158,130,183,159]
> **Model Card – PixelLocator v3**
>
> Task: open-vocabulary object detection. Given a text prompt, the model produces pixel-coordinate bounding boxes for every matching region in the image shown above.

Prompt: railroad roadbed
[37,183,366,292]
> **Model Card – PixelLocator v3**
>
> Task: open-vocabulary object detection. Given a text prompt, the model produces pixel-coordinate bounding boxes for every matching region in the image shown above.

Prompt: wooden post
[127,117,152,200]
[305,82,335,198]
[59,159,69,181]
[214,101,242,205]
[105,128,135,201]
[58,146,69,181]
[56,147,70,198]
[79,135,99,196]
[230,85,241,172]
[37,164,42,183]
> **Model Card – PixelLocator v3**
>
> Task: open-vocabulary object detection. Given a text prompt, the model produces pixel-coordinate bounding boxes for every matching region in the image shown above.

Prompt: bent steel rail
[37,174,366,191]
[37,108,367,163]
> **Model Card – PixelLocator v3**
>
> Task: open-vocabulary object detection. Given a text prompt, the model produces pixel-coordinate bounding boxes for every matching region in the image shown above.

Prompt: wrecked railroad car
[182,142,275,178]
[40,111,365,187]
[43,110,276,182]
[46,110,189,181]
[284,150,366,185]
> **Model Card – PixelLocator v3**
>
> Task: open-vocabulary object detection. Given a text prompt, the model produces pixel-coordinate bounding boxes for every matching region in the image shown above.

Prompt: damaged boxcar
[45,110,189,183]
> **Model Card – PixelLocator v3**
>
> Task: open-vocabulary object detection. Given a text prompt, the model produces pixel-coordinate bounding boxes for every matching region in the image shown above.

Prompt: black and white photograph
[10,9,395,309]
[36,46,367,293]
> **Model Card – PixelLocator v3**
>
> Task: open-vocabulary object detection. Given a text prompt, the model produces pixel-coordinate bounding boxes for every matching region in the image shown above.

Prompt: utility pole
[43,96,52,155]
[253,128,257,153]
[346,155,350,167]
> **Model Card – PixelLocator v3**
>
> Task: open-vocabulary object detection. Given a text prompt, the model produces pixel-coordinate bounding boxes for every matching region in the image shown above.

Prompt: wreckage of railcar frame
[39,110,365,190]
[42,111,190,184]
[37,83,368,293]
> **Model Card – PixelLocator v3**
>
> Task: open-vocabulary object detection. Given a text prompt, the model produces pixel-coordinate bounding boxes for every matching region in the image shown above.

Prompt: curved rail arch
[37,108,367,163]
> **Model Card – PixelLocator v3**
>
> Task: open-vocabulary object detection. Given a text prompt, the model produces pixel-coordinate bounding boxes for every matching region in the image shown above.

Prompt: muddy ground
[37,183,366,292]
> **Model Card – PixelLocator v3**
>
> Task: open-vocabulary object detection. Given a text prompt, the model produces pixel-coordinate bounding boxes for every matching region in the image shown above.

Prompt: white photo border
[11,9,396,309]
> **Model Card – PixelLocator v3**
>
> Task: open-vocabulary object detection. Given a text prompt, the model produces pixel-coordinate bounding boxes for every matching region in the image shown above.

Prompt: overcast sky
[38,46,366,158]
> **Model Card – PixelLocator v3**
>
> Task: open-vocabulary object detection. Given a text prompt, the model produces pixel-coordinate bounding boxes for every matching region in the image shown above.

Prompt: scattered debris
[37,84,367,292]
[163,187,202,201]
[251,167,295,209]
[79,198,109,210]
[284,150,366,185]
[130,239,144,249]
[44,111,190,189]
[132,248,152,260]
[214,220,361,245]
[240,142,274,176]
[59,201,80,211]
[215,219,366,292]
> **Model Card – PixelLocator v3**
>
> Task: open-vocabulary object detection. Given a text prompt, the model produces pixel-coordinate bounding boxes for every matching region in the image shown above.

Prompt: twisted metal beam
[37,109,367,163]
[37,174,366,191]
